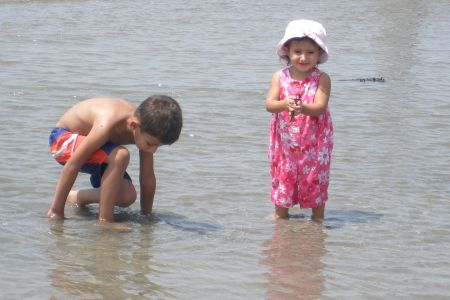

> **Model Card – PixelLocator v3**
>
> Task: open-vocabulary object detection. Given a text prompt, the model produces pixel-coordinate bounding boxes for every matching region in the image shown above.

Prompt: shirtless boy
[48,95,182,222]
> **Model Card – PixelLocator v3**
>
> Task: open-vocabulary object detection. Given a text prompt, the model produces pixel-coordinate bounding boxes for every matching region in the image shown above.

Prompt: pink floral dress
[269,67,333,209]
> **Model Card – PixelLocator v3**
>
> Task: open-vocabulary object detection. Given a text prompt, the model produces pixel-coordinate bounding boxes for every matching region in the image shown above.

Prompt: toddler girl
[265,19,333,221]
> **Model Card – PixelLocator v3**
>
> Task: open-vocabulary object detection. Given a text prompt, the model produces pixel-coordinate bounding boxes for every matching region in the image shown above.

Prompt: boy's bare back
[56,98,136,145]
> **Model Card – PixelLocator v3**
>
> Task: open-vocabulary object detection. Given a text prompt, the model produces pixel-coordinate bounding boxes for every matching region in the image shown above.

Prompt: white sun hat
[277,19,329,64]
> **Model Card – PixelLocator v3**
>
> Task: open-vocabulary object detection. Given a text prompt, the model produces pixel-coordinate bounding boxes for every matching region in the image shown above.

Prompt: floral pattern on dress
[269,67,333,208]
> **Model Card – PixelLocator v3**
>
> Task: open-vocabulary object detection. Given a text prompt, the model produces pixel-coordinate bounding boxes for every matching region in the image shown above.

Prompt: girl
[266,19,333,221]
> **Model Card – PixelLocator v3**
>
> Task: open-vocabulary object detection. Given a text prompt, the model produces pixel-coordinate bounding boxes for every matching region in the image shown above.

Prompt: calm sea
[0,0,449,299]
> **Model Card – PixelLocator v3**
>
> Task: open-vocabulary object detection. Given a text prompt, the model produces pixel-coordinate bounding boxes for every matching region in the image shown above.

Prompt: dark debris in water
[338,77,385,83]
[164,220,222,233]
[154,212,222,234]
[324,209,383,230]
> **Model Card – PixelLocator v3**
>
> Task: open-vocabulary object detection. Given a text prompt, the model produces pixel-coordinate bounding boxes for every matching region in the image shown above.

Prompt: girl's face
[286,38,322,78]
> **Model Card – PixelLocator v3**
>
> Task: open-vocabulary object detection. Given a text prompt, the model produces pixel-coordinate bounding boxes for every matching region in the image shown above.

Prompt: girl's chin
[295,64,312,70]
[292,65,314,74]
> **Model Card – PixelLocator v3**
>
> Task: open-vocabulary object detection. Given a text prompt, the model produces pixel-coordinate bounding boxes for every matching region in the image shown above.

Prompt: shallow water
[1,0,449,299]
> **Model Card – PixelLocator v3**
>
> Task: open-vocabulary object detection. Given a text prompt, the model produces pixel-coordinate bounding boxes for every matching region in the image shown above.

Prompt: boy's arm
[48,123,111,219]
[139,150,156,215]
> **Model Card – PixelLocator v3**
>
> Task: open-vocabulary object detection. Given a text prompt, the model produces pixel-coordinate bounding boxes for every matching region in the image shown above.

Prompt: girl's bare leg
[311,204,325,222]
[275,206,289,219]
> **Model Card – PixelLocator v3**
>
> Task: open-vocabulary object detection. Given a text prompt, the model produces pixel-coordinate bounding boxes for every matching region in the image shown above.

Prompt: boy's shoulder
[80,98,135,114]
[58,97,136,134]
[83,97,132,106]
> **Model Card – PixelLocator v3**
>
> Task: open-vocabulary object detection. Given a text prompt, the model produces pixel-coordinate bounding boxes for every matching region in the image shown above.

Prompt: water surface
[0,0,449,299]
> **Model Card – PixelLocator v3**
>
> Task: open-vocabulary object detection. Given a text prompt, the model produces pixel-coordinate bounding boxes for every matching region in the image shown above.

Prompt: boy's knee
[110,146,130,166]
[118,182,137,207]
[127,184,137,204]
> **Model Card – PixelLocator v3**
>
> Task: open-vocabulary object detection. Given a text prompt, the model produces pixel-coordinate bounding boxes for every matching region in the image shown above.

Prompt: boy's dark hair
[135,95,182,145]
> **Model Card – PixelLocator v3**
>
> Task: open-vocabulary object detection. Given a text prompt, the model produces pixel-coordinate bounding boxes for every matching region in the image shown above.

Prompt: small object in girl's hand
[290,95,302,120]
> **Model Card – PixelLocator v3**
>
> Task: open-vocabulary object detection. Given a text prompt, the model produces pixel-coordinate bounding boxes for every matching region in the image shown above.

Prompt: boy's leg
[311,204,325,222]
[67,189,99,205]
[98,146,136,222]
[67,179,136,207]
[275,205,289,219]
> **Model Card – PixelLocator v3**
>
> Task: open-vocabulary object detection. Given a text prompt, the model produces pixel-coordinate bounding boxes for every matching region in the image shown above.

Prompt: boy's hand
[140,209,151,216]
[47,208,64,220]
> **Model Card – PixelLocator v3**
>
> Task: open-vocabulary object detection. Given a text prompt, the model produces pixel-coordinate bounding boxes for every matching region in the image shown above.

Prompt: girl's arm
[300,72,331,116]
[266,72,288,113]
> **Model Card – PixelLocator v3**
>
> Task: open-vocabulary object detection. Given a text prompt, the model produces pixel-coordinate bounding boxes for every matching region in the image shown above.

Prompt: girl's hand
[286,96,302,118]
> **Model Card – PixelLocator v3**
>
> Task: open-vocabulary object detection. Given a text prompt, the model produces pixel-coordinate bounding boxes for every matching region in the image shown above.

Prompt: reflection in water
[262,220,327,300]
[47,222,171,299]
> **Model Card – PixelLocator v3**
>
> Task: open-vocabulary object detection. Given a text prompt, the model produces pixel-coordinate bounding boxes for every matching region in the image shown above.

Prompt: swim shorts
[49,127,131,188]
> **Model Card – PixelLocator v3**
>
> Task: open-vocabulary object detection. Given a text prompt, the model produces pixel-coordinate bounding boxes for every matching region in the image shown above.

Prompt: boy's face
[134,125,161,153]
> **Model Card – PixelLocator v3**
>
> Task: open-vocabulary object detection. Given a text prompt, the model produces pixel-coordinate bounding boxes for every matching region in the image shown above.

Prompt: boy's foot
[67,190,85,207]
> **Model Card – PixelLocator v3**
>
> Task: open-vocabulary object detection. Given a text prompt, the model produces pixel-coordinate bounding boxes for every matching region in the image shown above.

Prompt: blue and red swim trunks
[49,127,131,188]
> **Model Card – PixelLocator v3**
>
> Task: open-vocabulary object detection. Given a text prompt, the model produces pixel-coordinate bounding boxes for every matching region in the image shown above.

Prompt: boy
[48,95,182,223]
